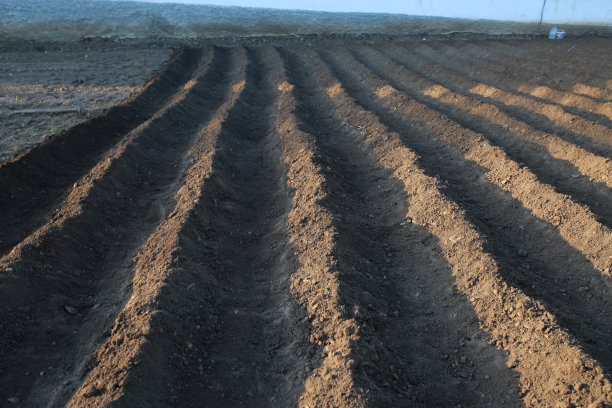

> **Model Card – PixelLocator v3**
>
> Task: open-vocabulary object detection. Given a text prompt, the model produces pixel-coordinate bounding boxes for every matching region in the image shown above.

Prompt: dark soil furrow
[1,39,611,408]
[67,45,314,408]
[0,47,206,257]
[63,48,249,407]
[315,44,612,408]
[282,44,524,407]
[378,42,612,162]
[399,47,612,161]
[164,45,313,407]
[407,43,612,151]
[443,40,612,102]
[483,40,612,71]
[442,40,612,94]
[420,42,612,126]
[461,40,612,90]
[337,46,612,277]
[275,47,365,408]
[0,46,243,407]
[335,45,612,380]
[355,44,612,229]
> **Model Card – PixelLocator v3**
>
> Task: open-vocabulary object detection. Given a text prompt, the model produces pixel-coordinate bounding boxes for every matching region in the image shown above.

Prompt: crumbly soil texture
[0,38,611,408]
[0,46,172,161]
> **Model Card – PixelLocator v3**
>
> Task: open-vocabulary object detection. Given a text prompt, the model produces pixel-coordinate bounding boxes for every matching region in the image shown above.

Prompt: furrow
[515,85,612,122]
[363,43,612,228]
[424,41,612,124]
[165,45,315,407]
[407,43,612,149]
[491,40,612,71]
[455,40,612,94]
[64,47,249,407]
[492,40,612,99]
[275,48,366,408]
[281,44,524,407]
[480,40,612,86]
[0,46,245,407]
[382,42,612,159]
[312,44,612,408]
[339,45,612,276]
[321,44,612,393]
[0,47,206,257]
[411,43,612,159]
[434,41,612,122]
[428,40,612,101]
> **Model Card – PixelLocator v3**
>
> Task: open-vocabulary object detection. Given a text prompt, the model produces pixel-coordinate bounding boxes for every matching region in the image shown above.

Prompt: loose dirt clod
[0,38,610,408]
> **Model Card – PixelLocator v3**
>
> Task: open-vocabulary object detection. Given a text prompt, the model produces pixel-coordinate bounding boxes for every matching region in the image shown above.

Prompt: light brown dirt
[0,38,611,408]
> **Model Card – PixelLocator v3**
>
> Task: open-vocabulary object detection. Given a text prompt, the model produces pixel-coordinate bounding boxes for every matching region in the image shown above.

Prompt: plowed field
[1,39,611,408]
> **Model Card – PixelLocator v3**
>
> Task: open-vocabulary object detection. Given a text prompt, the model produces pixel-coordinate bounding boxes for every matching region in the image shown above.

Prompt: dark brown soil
[0,47,172,161]
[0,38,611,408]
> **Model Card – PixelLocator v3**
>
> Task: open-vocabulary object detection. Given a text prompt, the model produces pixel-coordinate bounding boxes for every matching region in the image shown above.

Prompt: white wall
[389,0,612,25]
[145,0,612,25]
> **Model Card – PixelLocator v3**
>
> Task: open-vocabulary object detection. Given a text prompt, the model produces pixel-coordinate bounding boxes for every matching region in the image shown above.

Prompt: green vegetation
[29,127,41,138]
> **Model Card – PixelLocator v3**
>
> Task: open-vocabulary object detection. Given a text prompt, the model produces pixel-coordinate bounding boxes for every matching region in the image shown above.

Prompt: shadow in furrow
[318,48,612,383]
[354,45,612,230]
[409,43,612,157]
[428,41,612,127]
[281,45,523,408]
[141,46,313,408]
[442,40,612,102]
[0,48,205,257]
[460,40,612,87]
[0,46,239,407]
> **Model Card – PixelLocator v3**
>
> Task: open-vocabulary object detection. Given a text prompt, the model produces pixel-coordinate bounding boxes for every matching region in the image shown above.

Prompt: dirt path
[0,38,611,408]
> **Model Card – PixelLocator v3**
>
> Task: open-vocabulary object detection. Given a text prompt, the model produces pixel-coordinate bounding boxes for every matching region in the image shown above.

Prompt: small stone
[392,310,399,317]
[5,267,14,273]
[64,305,78,315]
[7,397,19,404]
[518,249,528,257]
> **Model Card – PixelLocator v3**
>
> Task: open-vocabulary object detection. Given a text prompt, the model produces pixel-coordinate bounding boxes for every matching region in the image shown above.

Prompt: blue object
[549,25,557,39]
[72,98,83,112]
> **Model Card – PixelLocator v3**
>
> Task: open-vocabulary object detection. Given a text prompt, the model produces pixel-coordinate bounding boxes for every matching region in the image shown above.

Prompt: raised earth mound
[0,38,611,408]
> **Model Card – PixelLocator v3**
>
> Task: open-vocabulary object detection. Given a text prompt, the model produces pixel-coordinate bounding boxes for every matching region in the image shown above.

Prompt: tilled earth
[0,39,611,408]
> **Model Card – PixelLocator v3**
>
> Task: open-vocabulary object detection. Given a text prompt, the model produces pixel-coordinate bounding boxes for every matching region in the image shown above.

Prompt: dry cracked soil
[0,38,611,408]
